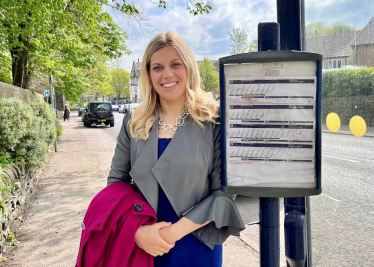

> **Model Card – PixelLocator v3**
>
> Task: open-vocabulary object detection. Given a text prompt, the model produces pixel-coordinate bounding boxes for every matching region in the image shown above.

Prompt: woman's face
[149,46,187,104]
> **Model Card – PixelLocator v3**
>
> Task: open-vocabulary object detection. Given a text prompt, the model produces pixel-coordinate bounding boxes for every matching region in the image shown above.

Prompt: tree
[0,0,212,99]
[199,57,219,93]
[0,50,12,84]
[0,0,129,96]
[249,39,258,52]
[306,22,356,38]
[82,55,112,100]
[229,28,250,55]
[110,69,130,100]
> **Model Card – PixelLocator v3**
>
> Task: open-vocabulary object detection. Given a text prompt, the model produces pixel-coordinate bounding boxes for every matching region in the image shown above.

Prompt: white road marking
[323,155,360,163]
[321,193,341,202]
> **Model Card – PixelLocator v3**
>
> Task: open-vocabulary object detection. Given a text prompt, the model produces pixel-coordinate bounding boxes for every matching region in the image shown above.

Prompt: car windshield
[91,103,111,112]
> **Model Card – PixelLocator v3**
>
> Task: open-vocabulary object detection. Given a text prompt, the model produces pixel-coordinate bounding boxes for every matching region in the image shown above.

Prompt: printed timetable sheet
[225,76,317,188]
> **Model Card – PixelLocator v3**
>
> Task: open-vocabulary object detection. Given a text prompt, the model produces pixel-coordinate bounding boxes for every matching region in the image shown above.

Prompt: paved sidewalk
[2,115,259,267]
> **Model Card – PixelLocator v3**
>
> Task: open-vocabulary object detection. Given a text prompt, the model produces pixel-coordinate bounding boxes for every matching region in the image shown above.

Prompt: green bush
[323,68,374,97]
[56,123,63,139]
[323,68,374,126]
[0,99,58,169]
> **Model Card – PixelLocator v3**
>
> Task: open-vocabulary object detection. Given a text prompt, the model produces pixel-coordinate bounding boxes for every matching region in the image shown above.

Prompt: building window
[328,59,342,69]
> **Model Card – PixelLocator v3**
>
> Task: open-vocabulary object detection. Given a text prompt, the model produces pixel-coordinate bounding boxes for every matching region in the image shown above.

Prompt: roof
[305,32,355,58]
[353,17,374,46]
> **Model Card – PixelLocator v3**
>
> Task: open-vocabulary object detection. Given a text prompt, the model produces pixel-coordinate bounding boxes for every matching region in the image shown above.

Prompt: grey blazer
[107,114,245,246]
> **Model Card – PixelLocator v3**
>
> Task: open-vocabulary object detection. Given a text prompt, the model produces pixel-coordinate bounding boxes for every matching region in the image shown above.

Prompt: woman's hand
[135,222,175,257]
[159,223,181,244]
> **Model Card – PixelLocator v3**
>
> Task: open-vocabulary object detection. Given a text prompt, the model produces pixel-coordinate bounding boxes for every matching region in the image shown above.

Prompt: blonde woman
[108,32,244,266]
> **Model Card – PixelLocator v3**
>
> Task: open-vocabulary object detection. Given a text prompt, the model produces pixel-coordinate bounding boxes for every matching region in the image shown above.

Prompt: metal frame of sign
[219,51,322,197]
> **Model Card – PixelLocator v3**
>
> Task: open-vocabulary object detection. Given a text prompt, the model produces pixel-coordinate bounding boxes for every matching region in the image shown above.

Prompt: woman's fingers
[135,223,176,256]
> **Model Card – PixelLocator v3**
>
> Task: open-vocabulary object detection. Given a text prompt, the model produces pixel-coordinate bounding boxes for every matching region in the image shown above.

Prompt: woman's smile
[161,81,179,89]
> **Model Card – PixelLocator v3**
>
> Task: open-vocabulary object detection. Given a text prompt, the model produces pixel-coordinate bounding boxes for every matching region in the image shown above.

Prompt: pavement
[1,115,260,267]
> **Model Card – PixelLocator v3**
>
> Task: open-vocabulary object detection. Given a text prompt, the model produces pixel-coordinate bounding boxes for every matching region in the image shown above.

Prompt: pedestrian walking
[80,32,245,267]
[63,104,70,121]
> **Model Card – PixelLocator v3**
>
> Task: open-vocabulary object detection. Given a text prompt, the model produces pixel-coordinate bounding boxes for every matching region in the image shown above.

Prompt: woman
[107,32,244,266]
[63,104,70,121]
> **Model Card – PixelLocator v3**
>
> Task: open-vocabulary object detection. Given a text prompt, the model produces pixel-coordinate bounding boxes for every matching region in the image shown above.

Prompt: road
[311,133,374,267]
[86,112,374,266]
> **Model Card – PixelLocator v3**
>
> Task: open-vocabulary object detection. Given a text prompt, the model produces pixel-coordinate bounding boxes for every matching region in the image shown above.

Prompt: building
[306,32,356,69]
[305,17,374,69]
[353,17,374,67]
[130,60,142,103]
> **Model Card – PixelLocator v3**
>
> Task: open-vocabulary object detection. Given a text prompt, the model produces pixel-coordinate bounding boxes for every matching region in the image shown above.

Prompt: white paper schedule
[225,76,317,188]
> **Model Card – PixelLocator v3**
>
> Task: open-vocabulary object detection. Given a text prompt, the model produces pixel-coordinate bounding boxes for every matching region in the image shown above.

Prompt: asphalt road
[311,132,374,267]
[86,112,374,266]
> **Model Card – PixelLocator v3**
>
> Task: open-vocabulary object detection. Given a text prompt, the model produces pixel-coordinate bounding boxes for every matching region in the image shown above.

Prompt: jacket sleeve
[181,120,245,245]
[107,114,132,185]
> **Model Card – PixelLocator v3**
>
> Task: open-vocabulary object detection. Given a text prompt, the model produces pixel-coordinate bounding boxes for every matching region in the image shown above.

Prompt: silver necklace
[159,107,189,135]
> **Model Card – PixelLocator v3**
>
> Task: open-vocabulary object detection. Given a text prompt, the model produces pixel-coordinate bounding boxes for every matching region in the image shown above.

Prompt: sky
[107,0,374,71]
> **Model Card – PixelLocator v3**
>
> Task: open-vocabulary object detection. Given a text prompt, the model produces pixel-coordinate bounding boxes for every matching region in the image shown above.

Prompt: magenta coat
[76,182,156,267]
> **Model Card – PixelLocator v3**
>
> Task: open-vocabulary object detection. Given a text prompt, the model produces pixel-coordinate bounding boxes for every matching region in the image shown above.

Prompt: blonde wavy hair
[129,32,218,140]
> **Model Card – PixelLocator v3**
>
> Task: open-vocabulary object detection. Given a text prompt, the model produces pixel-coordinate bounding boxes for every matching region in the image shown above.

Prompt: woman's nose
[162,67,173,78]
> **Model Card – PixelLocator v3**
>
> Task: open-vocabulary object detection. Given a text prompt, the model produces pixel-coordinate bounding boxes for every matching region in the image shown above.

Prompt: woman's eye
[172,62,181,68]
[153,66,161,71]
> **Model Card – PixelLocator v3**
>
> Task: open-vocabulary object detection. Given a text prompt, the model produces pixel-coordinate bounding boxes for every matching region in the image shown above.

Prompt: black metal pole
[277,1,311,266]
[258,22,281,267]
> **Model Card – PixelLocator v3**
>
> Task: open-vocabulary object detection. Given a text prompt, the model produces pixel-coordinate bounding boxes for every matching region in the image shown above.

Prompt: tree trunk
[11,47,30,89]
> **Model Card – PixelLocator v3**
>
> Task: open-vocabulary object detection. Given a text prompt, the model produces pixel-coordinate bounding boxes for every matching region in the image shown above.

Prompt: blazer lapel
[129,118,159,212]
[152,117,209,216]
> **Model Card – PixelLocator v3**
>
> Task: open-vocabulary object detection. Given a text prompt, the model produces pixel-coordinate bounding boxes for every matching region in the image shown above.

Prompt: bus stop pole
[277,0,312,266]
[257,22,281,267]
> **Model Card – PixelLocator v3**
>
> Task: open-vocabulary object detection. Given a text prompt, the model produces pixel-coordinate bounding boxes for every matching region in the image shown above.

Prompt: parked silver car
[127,103,140,114]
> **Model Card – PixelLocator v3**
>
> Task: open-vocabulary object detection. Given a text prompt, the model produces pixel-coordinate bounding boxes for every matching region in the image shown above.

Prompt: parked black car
[82,102,114,127]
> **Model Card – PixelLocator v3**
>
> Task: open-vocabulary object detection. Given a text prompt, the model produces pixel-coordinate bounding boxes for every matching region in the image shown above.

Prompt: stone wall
[0,165,40,257]
[0,81,43,103]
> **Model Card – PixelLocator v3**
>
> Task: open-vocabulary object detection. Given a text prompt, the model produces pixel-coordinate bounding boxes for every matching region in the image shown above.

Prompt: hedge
[322,68,374,126]
[0,99,59,169]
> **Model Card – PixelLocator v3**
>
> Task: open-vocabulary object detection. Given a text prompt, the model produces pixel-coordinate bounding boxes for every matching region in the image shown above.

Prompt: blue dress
[154,138,222,267]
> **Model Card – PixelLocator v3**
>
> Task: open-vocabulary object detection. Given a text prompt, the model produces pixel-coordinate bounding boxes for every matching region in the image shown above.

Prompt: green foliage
[0,50,12,83]
[0,0,211,98]
[0,99,57,169]
[199,57,219,92]
[85,55,114,100]
[322,68,374,126]
[248,39,258,52]
[229,28,250,55]
[187,1,212,15]
[306,22,356,38]
[323,68,374,97]
[56,124,63,140]
[0,0,130,93]
[111,69,130,99]
[6,232,19,246]
[0,174,17,215]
